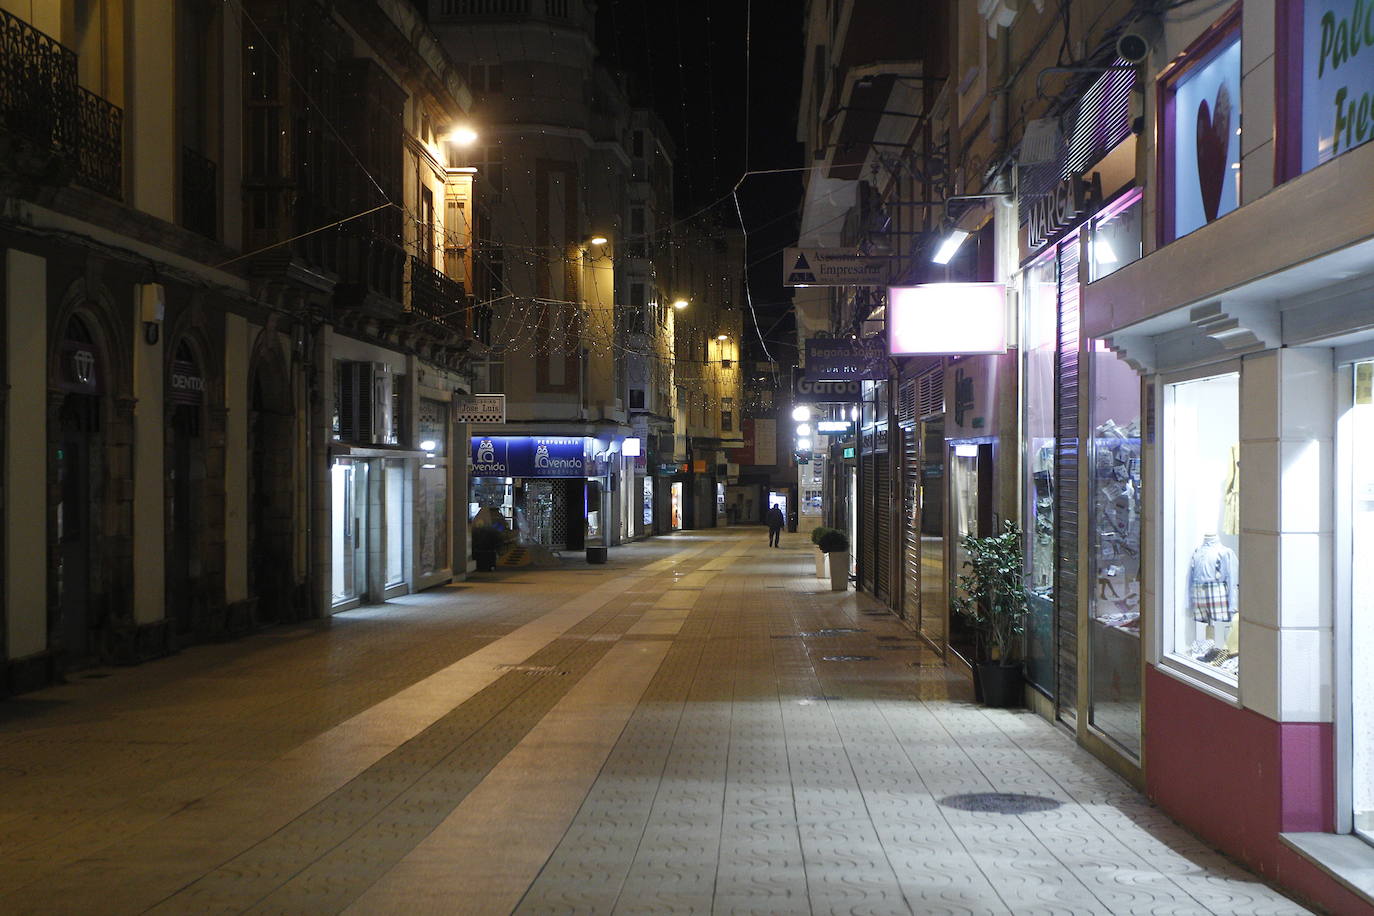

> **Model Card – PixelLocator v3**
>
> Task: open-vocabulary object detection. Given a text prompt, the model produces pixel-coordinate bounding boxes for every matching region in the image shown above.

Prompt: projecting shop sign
[453,393,506,424]
[804,336,887,380]
[783,248,889,287]
[793,368,864,403]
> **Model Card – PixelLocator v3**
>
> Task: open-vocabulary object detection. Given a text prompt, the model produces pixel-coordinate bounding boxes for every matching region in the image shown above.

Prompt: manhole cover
[801,627,866,637]
[939,793,1062,814]
[820,655,879,662]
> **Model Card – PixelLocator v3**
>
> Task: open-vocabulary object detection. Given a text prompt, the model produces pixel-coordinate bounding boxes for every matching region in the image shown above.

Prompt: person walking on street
[766,505,785,548]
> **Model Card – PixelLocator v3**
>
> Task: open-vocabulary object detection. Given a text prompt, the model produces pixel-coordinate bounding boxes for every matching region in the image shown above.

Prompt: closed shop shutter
[902,425,920,621]
[875,455,892,604]
[1054,237,1081,723]
[860,454,876,594]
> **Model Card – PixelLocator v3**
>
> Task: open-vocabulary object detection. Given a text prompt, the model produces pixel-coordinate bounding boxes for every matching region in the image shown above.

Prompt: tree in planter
[951,521,1029,666]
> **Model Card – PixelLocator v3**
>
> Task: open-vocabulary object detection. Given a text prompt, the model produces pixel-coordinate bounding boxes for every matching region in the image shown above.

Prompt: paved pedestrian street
[0,529,1311,915]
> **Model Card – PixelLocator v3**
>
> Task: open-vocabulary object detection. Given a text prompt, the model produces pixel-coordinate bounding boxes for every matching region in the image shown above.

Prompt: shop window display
[1023,253,1058,692]
[1164,373,1241,682]
[1087,343,1142,755]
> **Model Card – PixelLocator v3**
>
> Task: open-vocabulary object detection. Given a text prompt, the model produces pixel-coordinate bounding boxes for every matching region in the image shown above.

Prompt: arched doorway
[248,342,294,622]
[52,314,107,666]
[166,339,207,636]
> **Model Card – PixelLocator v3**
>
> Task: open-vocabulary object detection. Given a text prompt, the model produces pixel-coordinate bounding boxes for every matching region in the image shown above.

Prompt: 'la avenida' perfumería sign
[470,436,588,478]
[783,248,890,287]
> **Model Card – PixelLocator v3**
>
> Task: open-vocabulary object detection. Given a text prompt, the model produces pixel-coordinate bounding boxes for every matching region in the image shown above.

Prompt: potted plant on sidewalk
[952,521,1029,707]
[817,528,850,591]
[810,526,834,578]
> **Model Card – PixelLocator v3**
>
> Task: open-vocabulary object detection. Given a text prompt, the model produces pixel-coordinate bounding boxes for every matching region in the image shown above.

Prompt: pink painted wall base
[1144,666,1373,914]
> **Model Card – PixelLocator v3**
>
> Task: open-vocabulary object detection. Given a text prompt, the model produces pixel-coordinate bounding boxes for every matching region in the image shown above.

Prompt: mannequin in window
[1188,533,1239,659]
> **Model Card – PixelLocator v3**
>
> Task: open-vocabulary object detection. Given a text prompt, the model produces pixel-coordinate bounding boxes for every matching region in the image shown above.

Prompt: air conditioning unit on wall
[337,361,396,445]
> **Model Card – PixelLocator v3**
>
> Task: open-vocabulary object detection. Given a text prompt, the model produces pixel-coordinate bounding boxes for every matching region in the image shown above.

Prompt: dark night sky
[595,0,804,364]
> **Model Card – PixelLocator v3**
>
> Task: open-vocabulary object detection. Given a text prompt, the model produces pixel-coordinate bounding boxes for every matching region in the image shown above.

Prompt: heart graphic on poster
[1194,82,1232,223]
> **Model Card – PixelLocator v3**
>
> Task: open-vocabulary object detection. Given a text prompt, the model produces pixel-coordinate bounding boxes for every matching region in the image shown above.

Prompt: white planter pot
[828,550,849,591]
[815,548,827,579]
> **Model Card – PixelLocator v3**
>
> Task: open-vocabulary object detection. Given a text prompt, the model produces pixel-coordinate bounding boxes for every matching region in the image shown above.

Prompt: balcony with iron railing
[0,8,122,200]
[409,256,471,339]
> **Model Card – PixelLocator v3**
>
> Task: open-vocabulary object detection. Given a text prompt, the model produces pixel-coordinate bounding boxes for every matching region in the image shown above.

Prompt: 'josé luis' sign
[1303,0,1374,170]
[471,436,587,477]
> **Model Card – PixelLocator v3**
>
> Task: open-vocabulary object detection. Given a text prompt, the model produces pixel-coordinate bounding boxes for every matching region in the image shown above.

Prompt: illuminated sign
[888,283,1008,355]
[804,336,886,380]
[843,446,856,458]
[623,437,641,457]
[470,436,588,478]
[816,420,854,434]
[793,369,864,403]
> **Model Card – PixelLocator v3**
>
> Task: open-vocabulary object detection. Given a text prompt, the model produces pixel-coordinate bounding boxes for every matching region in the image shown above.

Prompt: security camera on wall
[1117,32,1150,64]
[1116,16,1160,65]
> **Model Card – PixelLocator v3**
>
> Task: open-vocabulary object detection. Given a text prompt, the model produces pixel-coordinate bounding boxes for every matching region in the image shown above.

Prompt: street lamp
[588,235,608,246]
[792,405,811,422]
[446,126,479,146]
[673,298,689,310]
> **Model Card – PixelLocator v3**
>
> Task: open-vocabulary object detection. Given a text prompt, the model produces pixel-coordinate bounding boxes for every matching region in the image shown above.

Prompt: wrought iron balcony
[75,86,121,199]
[181,146,218,239]
[0,9,122,200]
[409,257,471,337]
[0,8,78,171]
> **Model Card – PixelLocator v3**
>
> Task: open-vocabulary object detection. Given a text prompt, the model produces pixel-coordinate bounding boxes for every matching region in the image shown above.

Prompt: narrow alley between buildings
[0,529,1309,915]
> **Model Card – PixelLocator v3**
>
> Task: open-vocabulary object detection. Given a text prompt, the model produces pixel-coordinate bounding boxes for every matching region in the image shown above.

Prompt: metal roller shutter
[875,456,892,604]
[1054,237,1081,724]
[860,454,876,594]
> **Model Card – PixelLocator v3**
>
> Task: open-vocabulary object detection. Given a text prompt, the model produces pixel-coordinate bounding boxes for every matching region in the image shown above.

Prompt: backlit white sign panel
[888,284,1008,355]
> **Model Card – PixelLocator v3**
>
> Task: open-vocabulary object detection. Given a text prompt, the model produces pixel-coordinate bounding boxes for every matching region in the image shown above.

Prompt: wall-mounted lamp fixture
[446,126,479,146]
[588,235,608,246]
[716,334,728,341]
[931,229,970,264]
[673,299,689,310]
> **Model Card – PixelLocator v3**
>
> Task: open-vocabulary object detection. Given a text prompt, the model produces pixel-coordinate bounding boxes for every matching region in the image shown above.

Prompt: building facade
[1,0,478,686]
[795,1,1374,911]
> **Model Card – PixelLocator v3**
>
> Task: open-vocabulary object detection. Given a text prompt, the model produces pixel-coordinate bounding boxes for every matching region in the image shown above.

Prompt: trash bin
[586,546,608,564]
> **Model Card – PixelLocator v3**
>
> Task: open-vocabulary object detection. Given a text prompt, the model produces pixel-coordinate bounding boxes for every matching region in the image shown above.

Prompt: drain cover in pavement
[801,627,866,637]
[939,793,1062,814]
[820,655,879,662]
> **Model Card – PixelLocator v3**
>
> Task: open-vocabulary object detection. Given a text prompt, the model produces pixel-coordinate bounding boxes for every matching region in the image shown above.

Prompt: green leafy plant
[817,529,849,553]
[951,521,1029,665]
[810,526,836,546]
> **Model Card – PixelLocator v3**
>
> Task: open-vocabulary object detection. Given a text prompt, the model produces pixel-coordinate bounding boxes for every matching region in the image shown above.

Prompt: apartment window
[480,145,505,195]
[420,188,437,265]
[722,410,733,432]
[632,129,645,158]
